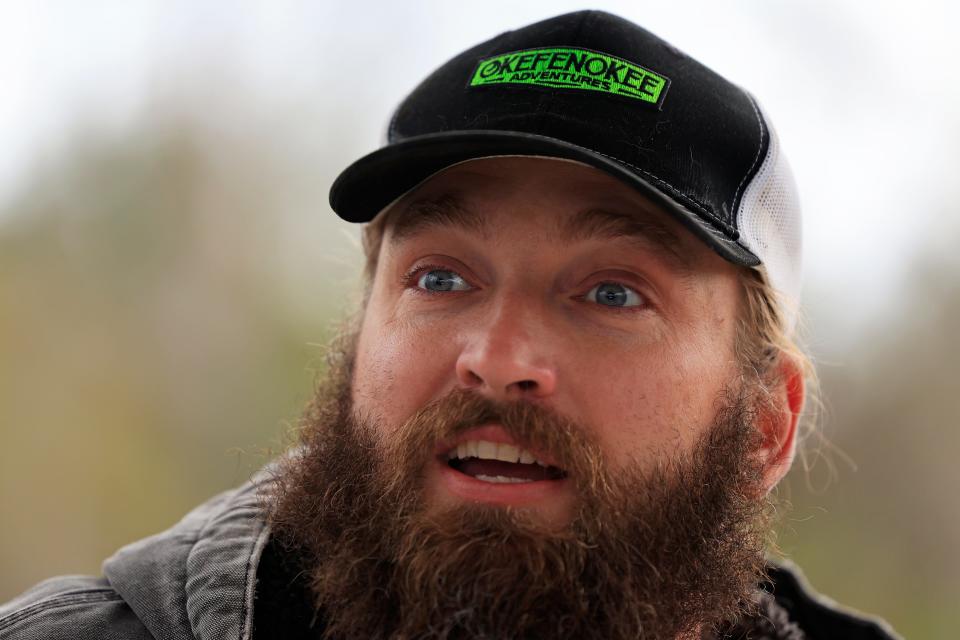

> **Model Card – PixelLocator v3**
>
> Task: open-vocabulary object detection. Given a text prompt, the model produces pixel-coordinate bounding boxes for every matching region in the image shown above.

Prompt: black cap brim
[329,130,759,267]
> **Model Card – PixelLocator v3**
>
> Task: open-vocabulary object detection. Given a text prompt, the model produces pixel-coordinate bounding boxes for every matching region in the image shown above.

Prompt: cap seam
[730,92,766,220]
[582,145,737,236]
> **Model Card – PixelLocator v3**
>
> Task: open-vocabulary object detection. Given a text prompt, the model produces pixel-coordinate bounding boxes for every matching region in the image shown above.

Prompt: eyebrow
[387,193,490,243]
[558,207,691,270]
[386,192,692,271]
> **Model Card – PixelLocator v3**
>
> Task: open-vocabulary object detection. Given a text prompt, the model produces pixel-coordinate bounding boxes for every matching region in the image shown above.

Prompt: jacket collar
[102,465,273,640]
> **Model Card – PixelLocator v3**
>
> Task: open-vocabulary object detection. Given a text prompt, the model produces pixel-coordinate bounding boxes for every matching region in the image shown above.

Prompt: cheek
[576,326,737,467]
[352,302,460,439]
[575,356,687,464]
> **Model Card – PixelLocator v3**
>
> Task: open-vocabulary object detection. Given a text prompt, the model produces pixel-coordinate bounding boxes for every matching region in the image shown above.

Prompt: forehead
[380,157,707,271]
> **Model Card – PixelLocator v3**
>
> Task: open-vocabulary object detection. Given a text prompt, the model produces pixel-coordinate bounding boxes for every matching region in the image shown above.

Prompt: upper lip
[434,423,563,469]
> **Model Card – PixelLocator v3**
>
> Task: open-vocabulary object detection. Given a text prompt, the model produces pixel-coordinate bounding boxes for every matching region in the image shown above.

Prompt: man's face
[266,156,779,639]
[353,156,744,528]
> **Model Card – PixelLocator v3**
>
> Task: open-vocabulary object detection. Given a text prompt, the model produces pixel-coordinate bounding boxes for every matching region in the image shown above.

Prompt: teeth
[475,474,533,484]
[476,441,497,460]
[495,443,519,463]
[447,440,545,466]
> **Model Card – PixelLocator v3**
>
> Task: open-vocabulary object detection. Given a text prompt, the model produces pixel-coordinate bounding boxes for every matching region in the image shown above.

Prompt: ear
[756,353,805,494]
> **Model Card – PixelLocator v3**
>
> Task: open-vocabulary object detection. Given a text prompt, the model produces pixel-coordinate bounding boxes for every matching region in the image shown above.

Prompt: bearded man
[0,10,899,640]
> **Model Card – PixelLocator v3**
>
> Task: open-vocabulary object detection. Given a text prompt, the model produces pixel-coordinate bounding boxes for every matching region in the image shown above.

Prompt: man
[0,10,899,640]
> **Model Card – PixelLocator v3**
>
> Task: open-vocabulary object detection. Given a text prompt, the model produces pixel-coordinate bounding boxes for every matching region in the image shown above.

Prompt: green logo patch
[469,47,670,106]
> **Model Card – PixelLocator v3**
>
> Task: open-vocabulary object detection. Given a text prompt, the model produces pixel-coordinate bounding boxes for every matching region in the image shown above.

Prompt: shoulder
[767,560,902,640]
[1,459,284,640]
[0,574,152,640]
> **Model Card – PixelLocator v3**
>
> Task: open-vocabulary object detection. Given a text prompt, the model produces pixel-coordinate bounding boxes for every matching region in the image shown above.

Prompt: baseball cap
[329,10,802,328]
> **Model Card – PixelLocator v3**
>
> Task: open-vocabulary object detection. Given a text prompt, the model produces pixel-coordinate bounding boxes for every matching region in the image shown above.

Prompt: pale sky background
[2,0,958,344]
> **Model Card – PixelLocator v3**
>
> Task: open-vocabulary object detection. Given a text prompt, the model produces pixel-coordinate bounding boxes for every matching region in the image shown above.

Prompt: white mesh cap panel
[736,102,803,332]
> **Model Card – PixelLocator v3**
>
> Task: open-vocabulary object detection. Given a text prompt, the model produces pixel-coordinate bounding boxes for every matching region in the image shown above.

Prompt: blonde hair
[361,211,391,287]
[736,266,820,443]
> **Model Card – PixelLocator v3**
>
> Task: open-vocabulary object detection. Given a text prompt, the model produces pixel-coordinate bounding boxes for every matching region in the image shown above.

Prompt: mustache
[379,387,610,495]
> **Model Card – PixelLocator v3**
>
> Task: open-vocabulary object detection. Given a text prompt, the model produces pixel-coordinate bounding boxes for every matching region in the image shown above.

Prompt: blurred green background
[2,2,958,638]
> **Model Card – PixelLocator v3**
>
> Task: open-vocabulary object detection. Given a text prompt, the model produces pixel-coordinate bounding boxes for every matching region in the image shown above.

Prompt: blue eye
[585,282,643,308]
[416,269,471,292]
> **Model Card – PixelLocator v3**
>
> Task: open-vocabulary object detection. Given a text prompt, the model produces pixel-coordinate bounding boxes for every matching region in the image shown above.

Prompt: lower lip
[435,456,569,506]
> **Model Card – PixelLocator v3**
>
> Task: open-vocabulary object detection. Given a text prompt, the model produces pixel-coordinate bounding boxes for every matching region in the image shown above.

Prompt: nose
[454,297,558,401]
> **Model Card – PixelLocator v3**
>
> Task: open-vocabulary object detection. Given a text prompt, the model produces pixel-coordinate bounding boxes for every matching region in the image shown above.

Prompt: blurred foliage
[0,100,363,601]
[1,97,956,640]
[776,262,960,639]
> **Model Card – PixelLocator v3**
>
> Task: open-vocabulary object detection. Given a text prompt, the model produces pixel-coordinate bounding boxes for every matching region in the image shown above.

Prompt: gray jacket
[0,465,899,640]
[0,468,270,640]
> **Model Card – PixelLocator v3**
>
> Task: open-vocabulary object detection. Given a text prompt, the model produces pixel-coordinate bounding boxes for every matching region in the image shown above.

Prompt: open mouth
[444,440,567,484]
